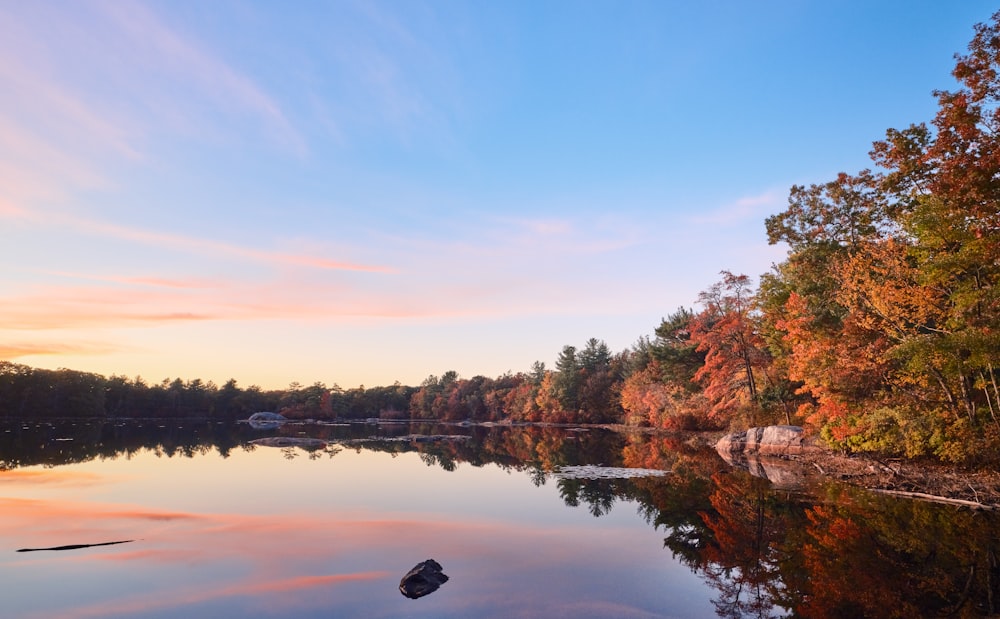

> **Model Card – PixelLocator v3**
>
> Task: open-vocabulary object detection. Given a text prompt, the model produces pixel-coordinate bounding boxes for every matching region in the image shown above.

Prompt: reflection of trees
[695,473,797,619]
[643,464,1000,619]
[4,421,1000,617]
[795,485,1000,617]
[419,451,457,472]
[557,478,621,517]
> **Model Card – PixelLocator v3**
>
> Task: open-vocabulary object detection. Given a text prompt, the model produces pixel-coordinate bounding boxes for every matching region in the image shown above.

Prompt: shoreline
[790,449,1000,508]
[602,423,1000,509]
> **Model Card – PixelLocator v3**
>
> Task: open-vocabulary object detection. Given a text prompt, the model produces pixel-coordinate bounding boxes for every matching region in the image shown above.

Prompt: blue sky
[1,1,995,390]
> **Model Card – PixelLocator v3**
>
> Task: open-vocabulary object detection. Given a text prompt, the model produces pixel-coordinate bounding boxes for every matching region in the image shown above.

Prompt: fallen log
[870,489,999,511]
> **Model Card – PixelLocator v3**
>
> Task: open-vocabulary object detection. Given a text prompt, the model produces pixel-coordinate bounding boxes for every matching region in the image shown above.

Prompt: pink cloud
[0,204,393,273]
[0,342,124,358]
[0,277,425,332]
[0,470,106,487]
[0,286,221,329]
[39,271,221,289]
[0,196,27,217]
[0,118,111,196]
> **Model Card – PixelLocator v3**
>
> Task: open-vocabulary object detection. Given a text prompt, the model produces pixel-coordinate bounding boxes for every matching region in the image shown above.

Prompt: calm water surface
[1,420,998,618]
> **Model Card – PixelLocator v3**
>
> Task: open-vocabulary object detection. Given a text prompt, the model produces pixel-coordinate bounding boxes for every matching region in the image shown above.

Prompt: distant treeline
[5,13,1000,463]
[0,337,627,425]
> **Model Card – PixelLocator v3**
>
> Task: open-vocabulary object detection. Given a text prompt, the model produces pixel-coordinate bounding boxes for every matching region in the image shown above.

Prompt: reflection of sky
[0,449,714,618]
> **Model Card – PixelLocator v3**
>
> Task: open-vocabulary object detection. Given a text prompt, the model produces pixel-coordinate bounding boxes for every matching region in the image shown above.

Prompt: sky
[1,1,996,391]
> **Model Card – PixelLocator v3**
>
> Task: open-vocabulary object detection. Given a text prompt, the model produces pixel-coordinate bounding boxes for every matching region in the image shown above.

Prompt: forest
[3,12,1000,464]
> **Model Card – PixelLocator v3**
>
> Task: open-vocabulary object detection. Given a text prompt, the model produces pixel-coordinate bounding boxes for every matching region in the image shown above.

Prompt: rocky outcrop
[399,559,449,599]
[716,425,805,456]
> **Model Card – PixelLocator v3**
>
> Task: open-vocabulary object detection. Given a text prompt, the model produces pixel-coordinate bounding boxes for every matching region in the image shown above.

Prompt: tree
[690,272,771,426]
[651,307,704,392]
[756,11,1000,459]
[553,345,580,413]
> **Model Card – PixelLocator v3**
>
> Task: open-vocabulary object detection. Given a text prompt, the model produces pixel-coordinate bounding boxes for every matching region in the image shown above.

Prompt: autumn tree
[620,310,711,429]
[689,272,773,426]
[757,11,1000,460]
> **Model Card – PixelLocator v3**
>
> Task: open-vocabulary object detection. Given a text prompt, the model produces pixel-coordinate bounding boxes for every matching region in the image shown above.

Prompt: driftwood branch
[871,489,999,511]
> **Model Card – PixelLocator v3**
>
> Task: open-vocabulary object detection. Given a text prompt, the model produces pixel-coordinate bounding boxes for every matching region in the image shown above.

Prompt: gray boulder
[717,425,805,456]
[399,559,449,599]
[247,411,287,430]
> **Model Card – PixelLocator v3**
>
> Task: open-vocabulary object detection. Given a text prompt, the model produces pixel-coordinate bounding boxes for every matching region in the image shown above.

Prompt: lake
[1,420,998,618]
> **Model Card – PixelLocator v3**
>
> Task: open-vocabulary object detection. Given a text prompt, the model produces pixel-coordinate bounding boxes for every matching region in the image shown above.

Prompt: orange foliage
[776,292,892,434]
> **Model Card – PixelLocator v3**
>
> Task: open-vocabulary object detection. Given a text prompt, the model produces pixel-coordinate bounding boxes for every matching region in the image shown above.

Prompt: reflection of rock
[385,435,471,443]
[717,425,805,456]
[716,449,807,489]
[249,437,327,449]
[247,412,287,430]
[399,559,449,599]
[717,426,813,489]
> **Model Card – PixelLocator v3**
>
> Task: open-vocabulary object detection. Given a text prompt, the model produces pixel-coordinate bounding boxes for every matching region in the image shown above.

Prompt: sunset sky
[1,1,995,390]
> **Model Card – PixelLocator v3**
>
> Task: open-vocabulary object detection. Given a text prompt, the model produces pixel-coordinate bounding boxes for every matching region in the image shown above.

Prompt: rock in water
[248,411,287,422]
[399,559,449,599]
[247,411,287,430]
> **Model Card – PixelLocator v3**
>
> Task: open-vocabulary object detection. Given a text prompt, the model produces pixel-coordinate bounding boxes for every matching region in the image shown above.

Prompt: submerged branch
[16,540,135,553]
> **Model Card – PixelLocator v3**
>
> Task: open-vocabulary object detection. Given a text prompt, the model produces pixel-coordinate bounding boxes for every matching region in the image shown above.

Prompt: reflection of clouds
[2,491,678,618]
[41,571,392,619]
[0,470,106,486]
[0,498,201,524]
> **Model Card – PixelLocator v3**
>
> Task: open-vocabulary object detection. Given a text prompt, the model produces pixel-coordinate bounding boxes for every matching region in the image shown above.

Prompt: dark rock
[399,559,449,599]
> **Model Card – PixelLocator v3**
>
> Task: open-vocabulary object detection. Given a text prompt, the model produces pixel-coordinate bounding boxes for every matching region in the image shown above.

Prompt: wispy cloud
[1,205,393,273]
[0,342,124,359]
[39,271,221,290]
[0,285,222,330]
[0,23,141,163]
[72,217,391,272]
[0,275,419,333]
[0,208,653,346]
[305,0,464,147]
[96,0,306,156]
[688,190,783,225]
[0,1,306,223]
